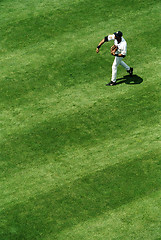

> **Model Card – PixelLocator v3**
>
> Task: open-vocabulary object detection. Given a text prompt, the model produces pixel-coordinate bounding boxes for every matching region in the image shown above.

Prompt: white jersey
[108,34,127,55]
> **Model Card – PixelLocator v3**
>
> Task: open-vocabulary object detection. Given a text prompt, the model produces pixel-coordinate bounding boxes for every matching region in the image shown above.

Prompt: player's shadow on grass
[116,74,143,85]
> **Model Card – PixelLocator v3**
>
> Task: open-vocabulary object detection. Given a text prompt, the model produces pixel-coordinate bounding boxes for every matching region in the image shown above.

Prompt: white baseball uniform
[108,34,130,82]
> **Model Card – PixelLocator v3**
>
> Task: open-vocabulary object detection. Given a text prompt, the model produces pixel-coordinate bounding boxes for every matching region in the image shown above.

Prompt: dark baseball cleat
[106,81,116,86]
[127,67,133,76]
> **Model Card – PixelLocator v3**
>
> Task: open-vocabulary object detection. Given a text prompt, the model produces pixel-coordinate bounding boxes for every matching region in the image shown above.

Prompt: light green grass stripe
[0,0,86,22]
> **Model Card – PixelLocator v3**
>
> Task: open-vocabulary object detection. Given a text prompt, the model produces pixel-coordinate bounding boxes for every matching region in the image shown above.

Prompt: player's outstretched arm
[96,35,110,53]
[96,38,105,53]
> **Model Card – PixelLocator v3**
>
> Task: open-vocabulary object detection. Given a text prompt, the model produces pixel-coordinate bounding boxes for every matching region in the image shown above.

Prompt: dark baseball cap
[114,31,123,38]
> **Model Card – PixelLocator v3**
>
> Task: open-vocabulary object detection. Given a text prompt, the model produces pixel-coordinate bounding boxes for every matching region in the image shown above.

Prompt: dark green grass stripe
[1,154,160,240]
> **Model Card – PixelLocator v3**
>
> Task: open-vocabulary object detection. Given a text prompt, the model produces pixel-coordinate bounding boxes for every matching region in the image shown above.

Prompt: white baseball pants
[111,56,130,82]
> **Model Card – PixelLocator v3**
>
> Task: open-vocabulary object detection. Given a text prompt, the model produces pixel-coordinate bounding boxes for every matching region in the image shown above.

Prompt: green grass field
[0,0,161,239]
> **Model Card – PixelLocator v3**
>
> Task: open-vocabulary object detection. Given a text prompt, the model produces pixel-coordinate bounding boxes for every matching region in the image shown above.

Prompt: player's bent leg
[120,60,130,71]
[120,60,133,76]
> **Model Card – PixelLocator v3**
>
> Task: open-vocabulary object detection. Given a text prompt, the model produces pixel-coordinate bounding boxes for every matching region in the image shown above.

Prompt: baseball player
[96,31,133,86]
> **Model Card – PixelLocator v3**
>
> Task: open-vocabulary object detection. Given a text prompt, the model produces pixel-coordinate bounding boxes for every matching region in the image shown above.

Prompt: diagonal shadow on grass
[116,75,143,85]
[1,153,160,240]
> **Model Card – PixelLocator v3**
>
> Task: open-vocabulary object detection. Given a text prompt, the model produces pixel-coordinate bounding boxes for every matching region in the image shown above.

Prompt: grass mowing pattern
[0,0,161,239]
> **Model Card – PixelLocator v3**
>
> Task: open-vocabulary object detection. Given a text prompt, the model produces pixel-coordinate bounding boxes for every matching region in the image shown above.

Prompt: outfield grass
[0,0,161,239]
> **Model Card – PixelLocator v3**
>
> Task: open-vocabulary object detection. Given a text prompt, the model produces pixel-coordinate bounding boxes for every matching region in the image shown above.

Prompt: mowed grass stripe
[0,0,86,24]
[1,155,160,239]
[58,190,161,240]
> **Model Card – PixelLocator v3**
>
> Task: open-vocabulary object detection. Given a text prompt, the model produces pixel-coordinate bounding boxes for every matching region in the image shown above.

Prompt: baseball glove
[111,45,118,55]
